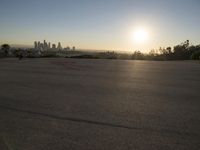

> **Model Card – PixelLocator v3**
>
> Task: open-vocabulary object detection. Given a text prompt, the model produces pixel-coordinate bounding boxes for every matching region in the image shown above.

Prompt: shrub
[191,50,200,60]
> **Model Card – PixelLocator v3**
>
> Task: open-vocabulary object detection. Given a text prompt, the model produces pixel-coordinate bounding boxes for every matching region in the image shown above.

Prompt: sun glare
[133,28,148,43]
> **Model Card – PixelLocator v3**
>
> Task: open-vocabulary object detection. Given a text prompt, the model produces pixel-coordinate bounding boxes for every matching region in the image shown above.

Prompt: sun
[133,28,148,43]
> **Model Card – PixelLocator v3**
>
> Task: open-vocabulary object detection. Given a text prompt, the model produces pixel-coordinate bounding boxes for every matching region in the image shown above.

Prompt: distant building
[34,41,38,49]
[48,42,51,49]
[52,44,56,49]
[39,43,44,50]
[37,41,40,48]
[33,40,73,51]
[43,40,48,50]
[57,42,62,50]
[66,46,70,50]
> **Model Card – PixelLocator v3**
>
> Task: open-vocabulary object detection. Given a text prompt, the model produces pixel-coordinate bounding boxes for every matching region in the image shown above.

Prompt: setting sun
[133,28,148,43]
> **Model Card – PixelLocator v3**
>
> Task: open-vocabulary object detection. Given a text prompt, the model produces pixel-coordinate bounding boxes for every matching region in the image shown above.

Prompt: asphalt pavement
[0,58,200,150]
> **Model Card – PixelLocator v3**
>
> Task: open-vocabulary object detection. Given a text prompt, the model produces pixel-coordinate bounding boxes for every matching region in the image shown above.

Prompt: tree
[189,45,200,60]
[173,40,190,60]
[191,50,200,60]
[166,47,172,54]
[1,44,10,57]
[131,51,144,60]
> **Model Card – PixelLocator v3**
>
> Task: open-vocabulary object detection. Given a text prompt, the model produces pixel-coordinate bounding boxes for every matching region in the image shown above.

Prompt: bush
[191,50,200,60]
[96,51,118,59]
[42,51,57,57]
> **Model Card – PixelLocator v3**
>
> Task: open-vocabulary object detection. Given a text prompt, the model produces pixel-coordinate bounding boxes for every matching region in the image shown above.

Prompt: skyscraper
[37,41,40,49]
[34,41,38,49]
[33,40,66,51]
[57,42,62,50]
[43,40,48,50]
[48,42,51,49]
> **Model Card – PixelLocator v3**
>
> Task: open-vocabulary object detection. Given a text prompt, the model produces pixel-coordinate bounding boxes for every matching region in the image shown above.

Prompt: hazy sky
[0,0,200,52]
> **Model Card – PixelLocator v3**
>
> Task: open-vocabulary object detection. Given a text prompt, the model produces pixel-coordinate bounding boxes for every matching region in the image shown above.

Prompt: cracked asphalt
[0,58,200,150]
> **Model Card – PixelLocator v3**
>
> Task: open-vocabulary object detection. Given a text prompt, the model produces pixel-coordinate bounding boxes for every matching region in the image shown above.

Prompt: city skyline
[34,40,63,51]
[0,0,200,52]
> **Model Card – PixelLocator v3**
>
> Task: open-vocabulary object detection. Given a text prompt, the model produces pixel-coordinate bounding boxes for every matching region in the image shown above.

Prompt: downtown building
[34,40,62,51]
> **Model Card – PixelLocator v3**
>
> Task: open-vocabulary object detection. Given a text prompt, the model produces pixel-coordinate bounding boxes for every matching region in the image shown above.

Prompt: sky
[0,0,200,52]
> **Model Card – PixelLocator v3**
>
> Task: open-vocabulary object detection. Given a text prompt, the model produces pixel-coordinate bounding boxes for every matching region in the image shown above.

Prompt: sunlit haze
[0,0,200,52]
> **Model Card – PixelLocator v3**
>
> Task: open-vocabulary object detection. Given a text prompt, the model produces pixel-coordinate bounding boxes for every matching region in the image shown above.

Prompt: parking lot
[0,58,200,150]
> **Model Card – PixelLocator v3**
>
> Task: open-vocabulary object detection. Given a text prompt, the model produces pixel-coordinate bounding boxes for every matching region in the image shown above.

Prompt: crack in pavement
[0,104,198,138]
